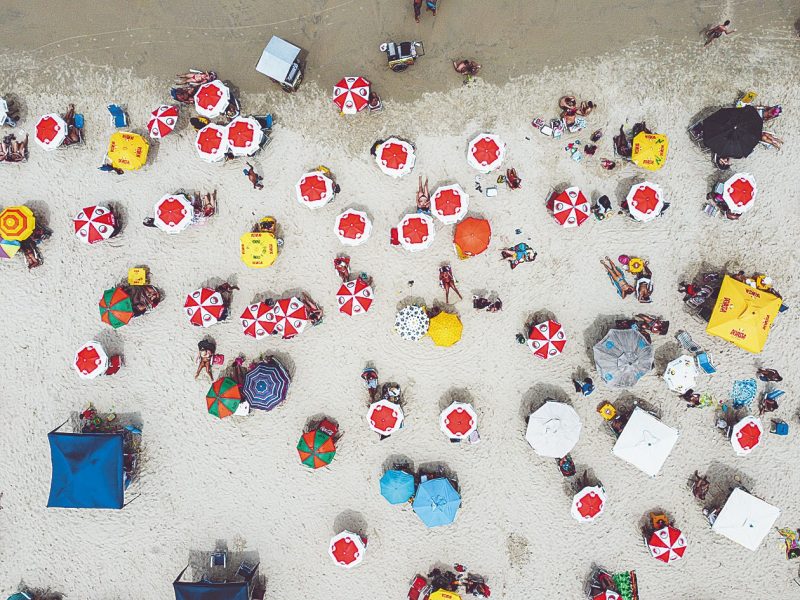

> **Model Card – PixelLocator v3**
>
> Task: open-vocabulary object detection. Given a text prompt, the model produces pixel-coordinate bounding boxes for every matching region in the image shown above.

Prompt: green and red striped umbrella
[206,377,242,418]
[99,287,134,329]
[297,429,336,469]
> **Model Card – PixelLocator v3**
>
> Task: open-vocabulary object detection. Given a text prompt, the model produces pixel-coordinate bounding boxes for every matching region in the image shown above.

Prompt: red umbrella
[334,209,372,246]
[367,400,404,435]
[34,114,67,150]
[626,182,664,222]
[154,194,193,234]
[439,401,478,439]
[551,187,591,228]
[375,138,415,177]
[397,214,435,252]
[731,416,763,455]
[329,531,366,568]
[467,134,505,172]
[648,526,687,563]
[593,592,621,600]
[147,105,179,139]
[295,171,334,209]
[722,172,757,214]
[194,80,230,118]
[332,76,371,114]
[73,205,116,245]
[336,279,373,316]
[184,287,225,327]
[263,297,308,339]
[571,486,606,522]
[74,341,109,379]
[195,123,227,162]
[226,117,263,156]
[431,184,469,224]
[527,320,567,359]
[240,301,271,339]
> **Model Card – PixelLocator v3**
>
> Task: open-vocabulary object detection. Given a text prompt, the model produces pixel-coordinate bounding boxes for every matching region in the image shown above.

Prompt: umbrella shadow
[525,309,558,329]
[654,341,680,374]
[613,392,657,418]
[382,454,415,474]
[19,587,63,600]
[704,460,754,510]
[519,383,570,424]
[95,328,125,358]
[440,387,475,411]
[25,199,51,227]
[396,295,428,311]
[614,174,642,205]
[333,509,368,537]
[4,93,26,123]
[417,461,459,486]
[107,200,129,237]
[638,507,672,535]
[582,314,625,364]
[248,288,280,305]
[255,350,296,380]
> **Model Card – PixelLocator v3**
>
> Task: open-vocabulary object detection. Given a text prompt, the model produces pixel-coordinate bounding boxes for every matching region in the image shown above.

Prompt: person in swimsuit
[416,176,431,213]
[501,243,537,269]
[195,339,216,380]
[439,264,463,304]
[600,256,635,299]
[704,20,736,46]
[635,262,654,303]
[333,256,351,282]
[413,0,422,22]
[244,162,264,190]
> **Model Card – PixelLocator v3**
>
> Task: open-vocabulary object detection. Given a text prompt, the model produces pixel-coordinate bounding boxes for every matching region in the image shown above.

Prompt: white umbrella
[195,123,228,162]
[34,113,67,150]
[0,98,8,125]
[722,172,757,214]
[431,184,469,224]
[226,116,263,157]
[571,486,606,523]
[467,133,506,172]
[612,407,678,477]
[375,137,415,178]
[439,401,478,440]
[394,305,429,341]
[329,531,366,568]
[525,401,581,458]
[626,182,665,222]
[397,213,435,252]
[712,488,780,551]
[663,355,698,394]
[154,194,193,234]
[295,171,335,210]
[74,341,109,379]
[367,399,404,435]
[334,209,372,246]
[194,80,230,118]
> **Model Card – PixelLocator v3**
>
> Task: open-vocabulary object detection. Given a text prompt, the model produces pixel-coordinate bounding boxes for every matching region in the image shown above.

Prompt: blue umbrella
[243,358,291,411]
[412,477,461,528]
[380,470,415,505]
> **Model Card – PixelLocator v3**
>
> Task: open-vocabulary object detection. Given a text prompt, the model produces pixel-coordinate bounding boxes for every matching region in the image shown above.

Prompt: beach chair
[107,104,128,128]
[210,550,227,568]
[237,561,257,579]
[770,420,789,436]
[675,330,702,353]
[696,352,716,374]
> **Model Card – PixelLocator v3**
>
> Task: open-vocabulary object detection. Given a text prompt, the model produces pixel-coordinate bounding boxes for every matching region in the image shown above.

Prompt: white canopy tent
[612,407,678,477]
[712,488,779,551]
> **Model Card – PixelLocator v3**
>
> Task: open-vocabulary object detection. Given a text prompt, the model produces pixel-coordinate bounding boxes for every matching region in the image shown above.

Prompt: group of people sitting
[0,132,27,162]
[500,242,537,270]
[20,223,51,269]
[600,255,653,302]
[425,564,491,598]
[61,103,84,147]
[171,71,241,120]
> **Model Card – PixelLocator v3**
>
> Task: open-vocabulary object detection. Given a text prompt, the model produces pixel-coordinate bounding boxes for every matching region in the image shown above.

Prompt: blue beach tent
[380,469,415,505]
[412,477,461,528]
[173,565,255,600]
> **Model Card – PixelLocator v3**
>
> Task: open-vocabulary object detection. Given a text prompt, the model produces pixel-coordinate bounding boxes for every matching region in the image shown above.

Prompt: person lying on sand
[416,176,430,213]
[438,264,462,304]
[453,60,480,76]
[600,256,635,299]
[175,71,217,86]
[333,256,351,282]
[500,243,537,270]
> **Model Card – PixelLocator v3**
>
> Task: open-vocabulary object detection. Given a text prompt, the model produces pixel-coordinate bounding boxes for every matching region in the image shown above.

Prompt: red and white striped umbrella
[527,320,567,359]
[467,133,505,172]
[439,401,478,439]
[240,301,272,339]
[334,209,372,246]
[184,287,225,327]
[295,171,335,210]
[336,278,374,316]
[263,296,308,339]
[731,416,763,456]
[367,399,404,435]
[431,184,469,224]
[626,182,665,222]
[571,486,606,522]
[722,172,757,214]
[375,138,415,178]
[34,113,67,150]
[226,116,263,157]
[74,341,109,379]
[551,187,591,228]
[194,80,230,118]
[329,531,366,568]
[397,213,435,252]
[593,592,621,600]
[195,123,227,162]
[332,76,371,114]
[154,194,193,234]
[648,526,687,564]
[147,105,179,139]
[73,205,116,245]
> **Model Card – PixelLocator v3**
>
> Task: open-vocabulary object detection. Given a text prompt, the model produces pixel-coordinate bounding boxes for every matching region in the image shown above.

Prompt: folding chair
[237,561,256,579]
[675,330,702,353]
[696,352,716,374]
[210,550,227,568]
[107,104,128,128]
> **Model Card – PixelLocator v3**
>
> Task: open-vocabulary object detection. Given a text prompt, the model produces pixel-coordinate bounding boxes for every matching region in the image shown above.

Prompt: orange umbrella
[453,217,491,258]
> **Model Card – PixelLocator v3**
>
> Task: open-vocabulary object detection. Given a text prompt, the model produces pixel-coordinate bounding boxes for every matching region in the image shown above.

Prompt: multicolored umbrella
[195,123,227,162]
[626,182,665,222]
[380,469,415,504]
[593,328,654,388]
[243,358,291,411]
[527,320,567,359]
[394,305,429,341]
[0,237,21,260]
[194,80,230,118]
[375,138,415,178]
[332,76,371,114]
[439,401,477,439]
[631,131,669,171]
[551,187,591,227]
[336,278,373,316]
[263,297,308,339]
[413,477,461,528]
[206,377,242,418]
[240,301,272,339]
[663,355,698,394]
[367,399,404,435]
[154,194,193,234]
[73,205,116,245]
[328,531,365,568]
[431,184,469,224]
[397,213,435,252]
[467,133,505,172]
[107,132,149,171]
[99,286,133,328]
[297,428,336,469]
[722,172,757,214]
[147,104,179,139]
[184,287,225,327]
[74,341,109,379]
[453,217,491,258]
[34,113,67,150]
[226,116,263,156]
[0,205,35,241]
[593,591,621,600]
[428,312,463,347]
[731,416,763,456]
[295,171,334,210]
[571,486,606,522]
[334,209,371,245]
[648,526,687,563]
[525,401,582,458]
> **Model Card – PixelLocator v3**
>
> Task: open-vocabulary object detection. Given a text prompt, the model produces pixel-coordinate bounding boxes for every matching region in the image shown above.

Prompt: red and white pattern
[332,76,371,114]
[593,592,621,600]
[193,80,230,118]
[184,288,225,327]
[367,399,404,435]
[431,184,469,224]
[648,526,687,564]
[397,213,435,252]
[263,297,308,339]
[626,182,665,222]
[722,172,757,214]
[336,279,374,316]
[527,320,567,359]
[154,194,193,234]
[375,138,415,178]
[551,187,591,228]
[329,531,366,568]
[571,486,606,522]
[147,105,179,139]
[73,205,116,245]
[439,401,478,439]
[295,171,335,210]
[34,113,67,150]
[195,123,228,162]
[74,341,109,379]
[731,416,763,456]
[226,116,263,157]
[334,209,372,246]
[467,133,505,172]
[240,302,272,340]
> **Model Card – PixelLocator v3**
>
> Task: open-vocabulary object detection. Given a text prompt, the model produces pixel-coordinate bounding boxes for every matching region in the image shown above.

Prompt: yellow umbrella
[706,275,782,353]
[429,591,462,600]
[428,312,463,347]
[240,231,278,268]
[0,205,35,241]
[631,131,669,171]
[107,132,149,170]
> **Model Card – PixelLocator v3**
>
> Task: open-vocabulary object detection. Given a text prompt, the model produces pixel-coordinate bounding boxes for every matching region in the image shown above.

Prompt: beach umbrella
[626,182,664,222]
[195,123,227,162]
[551,187,591,228]
[612,407,678,477]
[206,377,242,418]
[397,213,435,252]
[394,305,429,341]
[593,328,654,388]
[194,80,230,118]
[453,217,491,258]
[722,172,757,214]
[99,286,133,328]
[663,355,698,394]
[375,137,415,178]
[184,287,225,327]
[74,341,109,379]
[527,320,567,359]
[334,209,371,246]
[380,469,415,504]
[73,205,116,245]
[107,132,149,171]
[702,105,762,159]
[226,116,263,156]
[336,278,373,316]
[731,416,763,456]
[240,231,278,268]
[429,592,462,600]
[428,312,463,347]
[525,401,582,458]
[295,171,335,210]
[706,275,781,353]
[0,237,21,260]
[328,531,365,568]
[648,526,687,564]
[592,592,621,600]
[413,477,461,528]
[467,133,505,172]
[0,206,35,241]
[154,194,193,234]
[0,98,7,125]
[431,184,469,224]
[34,113,67,150]
[439,401,477,439]
[240,301,272,339]
[332,76,371,114]
[263,296,308,339]
[631,131,669,171]
[367,399,404,435]
[571,486,606,522]
[243,358,291,411]
[712,487,780,551]
[147,104,179,139]
[297,428,336,469]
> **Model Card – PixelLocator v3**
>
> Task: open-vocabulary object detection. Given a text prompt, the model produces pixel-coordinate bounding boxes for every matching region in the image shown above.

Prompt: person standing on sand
[243,162,264,190]
[413,0,422,22]
[704,20,736,46]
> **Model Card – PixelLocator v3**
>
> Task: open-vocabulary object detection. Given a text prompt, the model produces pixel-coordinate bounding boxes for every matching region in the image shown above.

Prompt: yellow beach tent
[706,275,781,353]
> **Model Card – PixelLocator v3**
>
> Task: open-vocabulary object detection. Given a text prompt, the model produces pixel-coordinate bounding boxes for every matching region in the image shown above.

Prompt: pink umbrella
[73,205,116,245]
[184,288,225,327]
[334,209,372,246]
[439,401,478,439]
[240,302,272,340]
[367,399,404,435]
[195,123,227,162]
[194,80,230,118]
[34,113,67,150]
[527,320,567,359]
[397,213,435,252]
[648,526,687,564]
[551,187,591,228]
[722,172,757,214]
[431,184,469,224]
[147,105,179,139]
[332,76,371,114]
[336,278,374,316]
[295,171,335,210]
[154,194,193,234]
[263,297,308,339]
[226,116,263,157]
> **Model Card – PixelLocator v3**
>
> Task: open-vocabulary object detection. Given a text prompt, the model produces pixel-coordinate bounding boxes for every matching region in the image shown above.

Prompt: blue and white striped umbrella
[243,358,291,411]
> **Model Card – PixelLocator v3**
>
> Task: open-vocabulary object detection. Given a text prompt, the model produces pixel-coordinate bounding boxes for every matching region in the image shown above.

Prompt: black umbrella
[701,105,763,159]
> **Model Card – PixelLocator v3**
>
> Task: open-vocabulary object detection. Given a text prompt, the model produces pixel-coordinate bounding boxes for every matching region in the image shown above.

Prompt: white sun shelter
[612,407,678,477]
[712,488,780,551]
